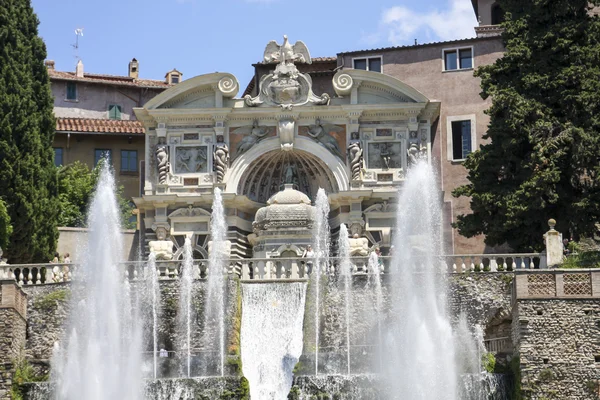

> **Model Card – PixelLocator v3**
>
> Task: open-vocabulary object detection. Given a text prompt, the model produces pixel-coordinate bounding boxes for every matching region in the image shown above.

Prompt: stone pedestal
[544,219,563,267]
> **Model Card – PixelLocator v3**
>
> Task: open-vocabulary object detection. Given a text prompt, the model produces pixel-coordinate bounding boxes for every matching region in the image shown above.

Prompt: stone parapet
[1,280,27,318]
[513,269,600,300]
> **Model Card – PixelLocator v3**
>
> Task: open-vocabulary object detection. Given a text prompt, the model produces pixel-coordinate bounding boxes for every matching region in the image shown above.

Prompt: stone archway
[225,136,350,201]
[237,149,337,203]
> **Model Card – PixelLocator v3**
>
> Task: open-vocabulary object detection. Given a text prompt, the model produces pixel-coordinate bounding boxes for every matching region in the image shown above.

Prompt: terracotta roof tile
[56,117,145,135]
[48,69,171,89]
[337,36,495,55]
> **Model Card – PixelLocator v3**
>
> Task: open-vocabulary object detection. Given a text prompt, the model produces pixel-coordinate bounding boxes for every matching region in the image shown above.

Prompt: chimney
[128,58,139,79]
[75,60,84,78]
[45,60,55,70]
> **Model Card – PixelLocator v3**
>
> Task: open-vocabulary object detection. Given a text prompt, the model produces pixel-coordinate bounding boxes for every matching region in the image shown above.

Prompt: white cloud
[376,0,477,45]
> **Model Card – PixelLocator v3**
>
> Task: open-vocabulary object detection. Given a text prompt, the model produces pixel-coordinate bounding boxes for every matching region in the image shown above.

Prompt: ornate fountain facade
[135,36,440,260]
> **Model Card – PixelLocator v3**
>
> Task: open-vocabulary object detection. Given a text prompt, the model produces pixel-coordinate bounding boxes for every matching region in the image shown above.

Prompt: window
[353,56,382,72]
[108,104,122,120]
[443,48,473,71]
[66,82,77,100]
[491,3,505,25]
[451,120,472,160]
[94,149,112,166]
[53,148,63,167]
[121,150,138,172]
[171,74,180,84]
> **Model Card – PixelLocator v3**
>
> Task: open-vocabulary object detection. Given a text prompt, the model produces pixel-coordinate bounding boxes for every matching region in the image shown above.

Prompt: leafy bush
[561,251,600,269]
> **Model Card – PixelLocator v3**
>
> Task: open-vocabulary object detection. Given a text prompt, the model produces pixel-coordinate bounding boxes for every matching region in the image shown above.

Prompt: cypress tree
[453,0,600,251]
[0,0,59,263]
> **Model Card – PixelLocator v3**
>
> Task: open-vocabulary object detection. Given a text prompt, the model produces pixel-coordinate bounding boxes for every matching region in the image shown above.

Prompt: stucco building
[48,58,181,199]
[51,0,507,255]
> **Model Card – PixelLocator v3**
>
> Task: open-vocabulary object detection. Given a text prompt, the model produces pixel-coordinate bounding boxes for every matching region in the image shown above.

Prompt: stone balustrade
[484,336,511,353]
[0,253,559,286]
[443,253,546,272]
[513,269,600,300]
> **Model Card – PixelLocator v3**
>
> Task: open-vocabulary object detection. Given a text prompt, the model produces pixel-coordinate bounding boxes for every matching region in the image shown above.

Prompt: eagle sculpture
[263,35,312,65]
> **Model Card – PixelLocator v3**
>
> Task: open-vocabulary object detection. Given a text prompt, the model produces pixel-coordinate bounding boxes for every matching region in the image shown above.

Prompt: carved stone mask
[155,227,168,241]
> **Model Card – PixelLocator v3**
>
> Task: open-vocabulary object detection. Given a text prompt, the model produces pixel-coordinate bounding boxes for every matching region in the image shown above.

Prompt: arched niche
[225,136,349,201]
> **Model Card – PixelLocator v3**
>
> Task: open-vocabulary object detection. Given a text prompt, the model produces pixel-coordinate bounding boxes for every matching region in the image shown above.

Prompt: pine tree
[0,0,59,262]
[453,0,600,251]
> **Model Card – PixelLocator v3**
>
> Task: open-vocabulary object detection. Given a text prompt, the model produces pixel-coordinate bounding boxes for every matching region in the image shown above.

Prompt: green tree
[57,162,97,227]
[0,199,13,252]
[453,0,600,251]
[0,0,59,262]
[57,161,136,229]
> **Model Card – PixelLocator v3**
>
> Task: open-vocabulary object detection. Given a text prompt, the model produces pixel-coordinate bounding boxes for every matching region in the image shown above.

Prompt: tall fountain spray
[145,253,161,379]
[384,161,457,399]
[52,162,143,400]
[337,223,352,375]
[205,187,227,376]
[178,238,194,377]
[241,282,307,399]
[312,188,330,375]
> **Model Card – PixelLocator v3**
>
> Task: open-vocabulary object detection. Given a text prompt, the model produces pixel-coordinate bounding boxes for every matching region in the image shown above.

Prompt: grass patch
[34,289,70,311]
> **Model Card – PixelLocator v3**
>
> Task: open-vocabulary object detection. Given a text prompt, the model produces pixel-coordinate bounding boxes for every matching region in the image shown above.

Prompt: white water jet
[178,238,194,377]
[52,162,143,400]
[312,188,330,375]
[368,249,384,373]
[205,187,227,376]
[337,223,352,375]
[145,253,161,379]
[384,161,458,399]
[241,282,307,399]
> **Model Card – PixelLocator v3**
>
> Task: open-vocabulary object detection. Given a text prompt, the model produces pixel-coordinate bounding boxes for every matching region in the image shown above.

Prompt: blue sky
[31,0,477,89]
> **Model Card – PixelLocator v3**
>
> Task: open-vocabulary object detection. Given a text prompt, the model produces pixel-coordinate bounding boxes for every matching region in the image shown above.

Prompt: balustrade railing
[484,337,511,353]
[0,252,549,287]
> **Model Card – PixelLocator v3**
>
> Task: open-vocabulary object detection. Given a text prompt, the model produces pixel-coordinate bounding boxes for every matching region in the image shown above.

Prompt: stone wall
[56,227,139,263]
[18,277,241,379]
[301,272,513,376]
[449,272,513,338]
[0,282,28,400]
[513,299,600,400]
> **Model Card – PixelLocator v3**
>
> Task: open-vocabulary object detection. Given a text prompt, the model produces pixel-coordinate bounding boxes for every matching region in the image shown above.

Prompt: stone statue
[407,143,420,167]
[347,131,363,180]
[380,143,391,170]
[349,233,369,256]
[234,120,270,155]
[213,135,229,184]
[244,36,329,108]
[149,240,174,261]
[284,163,296,185]
[263,35,311,65]
[149,228,174,260]
[155,138,169,184]
[307,119,344,159]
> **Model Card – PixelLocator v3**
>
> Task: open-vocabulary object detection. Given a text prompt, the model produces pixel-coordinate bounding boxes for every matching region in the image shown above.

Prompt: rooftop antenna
[72,28,84,60]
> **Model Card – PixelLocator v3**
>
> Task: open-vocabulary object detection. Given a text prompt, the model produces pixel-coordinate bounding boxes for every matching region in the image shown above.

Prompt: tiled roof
[337,36,494,55]
[48,69,171,89]
[254,56,337,66]
[56,118,145,135]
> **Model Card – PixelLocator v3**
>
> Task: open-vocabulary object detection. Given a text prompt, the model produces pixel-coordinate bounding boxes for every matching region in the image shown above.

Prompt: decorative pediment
[168,206,212,219]
[333,70,429,104]
[143,73,239,110]
[364,201,397,214]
